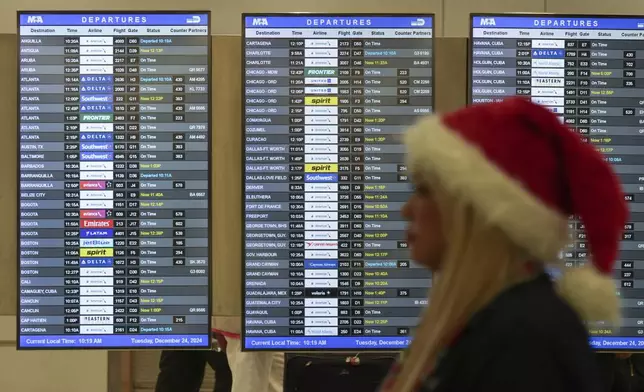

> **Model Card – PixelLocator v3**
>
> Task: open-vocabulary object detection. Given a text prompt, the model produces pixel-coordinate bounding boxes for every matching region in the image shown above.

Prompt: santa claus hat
[405,97,627,324]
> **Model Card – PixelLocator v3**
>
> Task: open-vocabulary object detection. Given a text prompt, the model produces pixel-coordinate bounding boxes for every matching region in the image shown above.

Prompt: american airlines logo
[252,18,268,26]
[479,18,496,26]
[410,18,425,26]
[27,16,43,23]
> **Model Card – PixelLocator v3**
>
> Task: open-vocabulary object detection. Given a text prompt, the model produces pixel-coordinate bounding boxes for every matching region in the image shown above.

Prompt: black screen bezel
[241,12,435,352]
[16,9,213,351]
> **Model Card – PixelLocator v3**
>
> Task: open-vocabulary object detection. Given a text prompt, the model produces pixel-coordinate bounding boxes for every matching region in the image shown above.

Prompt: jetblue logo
[479,18,496,26]
[252,18,268,26]
[27,16,43,24]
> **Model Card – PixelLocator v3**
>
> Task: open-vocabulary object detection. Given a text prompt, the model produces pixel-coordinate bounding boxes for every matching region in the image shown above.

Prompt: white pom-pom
[557,264,620,326]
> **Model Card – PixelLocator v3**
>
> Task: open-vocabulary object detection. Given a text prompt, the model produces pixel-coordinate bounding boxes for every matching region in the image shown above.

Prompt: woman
[602,353,644,392]
[381,98,627,392]
[154,332,232,392]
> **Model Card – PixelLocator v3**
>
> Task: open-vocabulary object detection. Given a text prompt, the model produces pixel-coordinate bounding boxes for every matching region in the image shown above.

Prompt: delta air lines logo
[479,18,496,26]
[27,15,43,24]
[252,18,268,26]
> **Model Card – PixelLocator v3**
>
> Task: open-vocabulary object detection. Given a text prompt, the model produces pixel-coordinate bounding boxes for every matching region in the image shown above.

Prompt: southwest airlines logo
[252,18,268,26]
[479,18,496,26]
[27,15,43,23]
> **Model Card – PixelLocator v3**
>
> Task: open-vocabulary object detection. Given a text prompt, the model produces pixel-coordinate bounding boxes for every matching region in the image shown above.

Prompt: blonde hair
[389,188,535,392]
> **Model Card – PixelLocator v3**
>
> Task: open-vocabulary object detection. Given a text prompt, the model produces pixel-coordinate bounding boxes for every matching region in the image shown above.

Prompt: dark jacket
[418,273,605,392]
[601,354,644,392]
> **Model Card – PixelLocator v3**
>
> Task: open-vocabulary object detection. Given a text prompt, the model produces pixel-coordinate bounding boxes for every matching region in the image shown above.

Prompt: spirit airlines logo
[27,16,43,24]
[252,18,268,26]
[479,18,496,26]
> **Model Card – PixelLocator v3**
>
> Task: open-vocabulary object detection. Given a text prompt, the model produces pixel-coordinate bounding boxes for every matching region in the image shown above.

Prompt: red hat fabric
[405,97,627,323]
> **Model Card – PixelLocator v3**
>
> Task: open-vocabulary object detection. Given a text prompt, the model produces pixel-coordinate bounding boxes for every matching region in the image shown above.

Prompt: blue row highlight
[590,337,644,350]
[364,261,398,268]
[244,16,433,29]
[19,334,210,348]
[305,260,338,269]
[246,336,411,349]
[245,337,644,350]
[140,76,174,83]
[19,14,209,26]
[472,16,644,30]
[365,50,397,56]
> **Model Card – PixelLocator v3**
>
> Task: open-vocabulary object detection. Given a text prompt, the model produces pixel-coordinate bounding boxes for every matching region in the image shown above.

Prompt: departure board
[470,14,644,350]
[18,11,211,349]
[242,14,434,350]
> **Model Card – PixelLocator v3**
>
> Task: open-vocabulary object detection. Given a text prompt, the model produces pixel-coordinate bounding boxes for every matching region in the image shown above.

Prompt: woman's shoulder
[475,273,590,346]
[431,276,602,392]
[461,275,600,386]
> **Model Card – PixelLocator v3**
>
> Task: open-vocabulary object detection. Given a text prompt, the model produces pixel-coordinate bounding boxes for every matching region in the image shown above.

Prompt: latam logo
[252,18,268,26]
[27,16,43,24]
[479,18,496,26]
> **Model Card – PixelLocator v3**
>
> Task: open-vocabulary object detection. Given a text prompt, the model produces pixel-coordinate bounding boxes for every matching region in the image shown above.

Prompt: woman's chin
[410,253,440,271]
[410,251,425,265]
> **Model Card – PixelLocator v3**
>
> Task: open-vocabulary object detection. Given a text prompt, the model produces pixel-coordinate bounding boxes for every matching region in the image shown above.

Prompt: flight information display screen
[470,14,644,350]
[18,11,211,349]
[242,14,434,350]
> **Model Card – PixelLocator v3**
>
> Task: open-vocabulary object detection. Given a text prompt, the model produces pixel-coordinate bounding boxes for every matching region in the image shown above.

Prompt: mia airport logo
[252,18,268,26]
[479,18,496,26]
[26,15,43,23]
